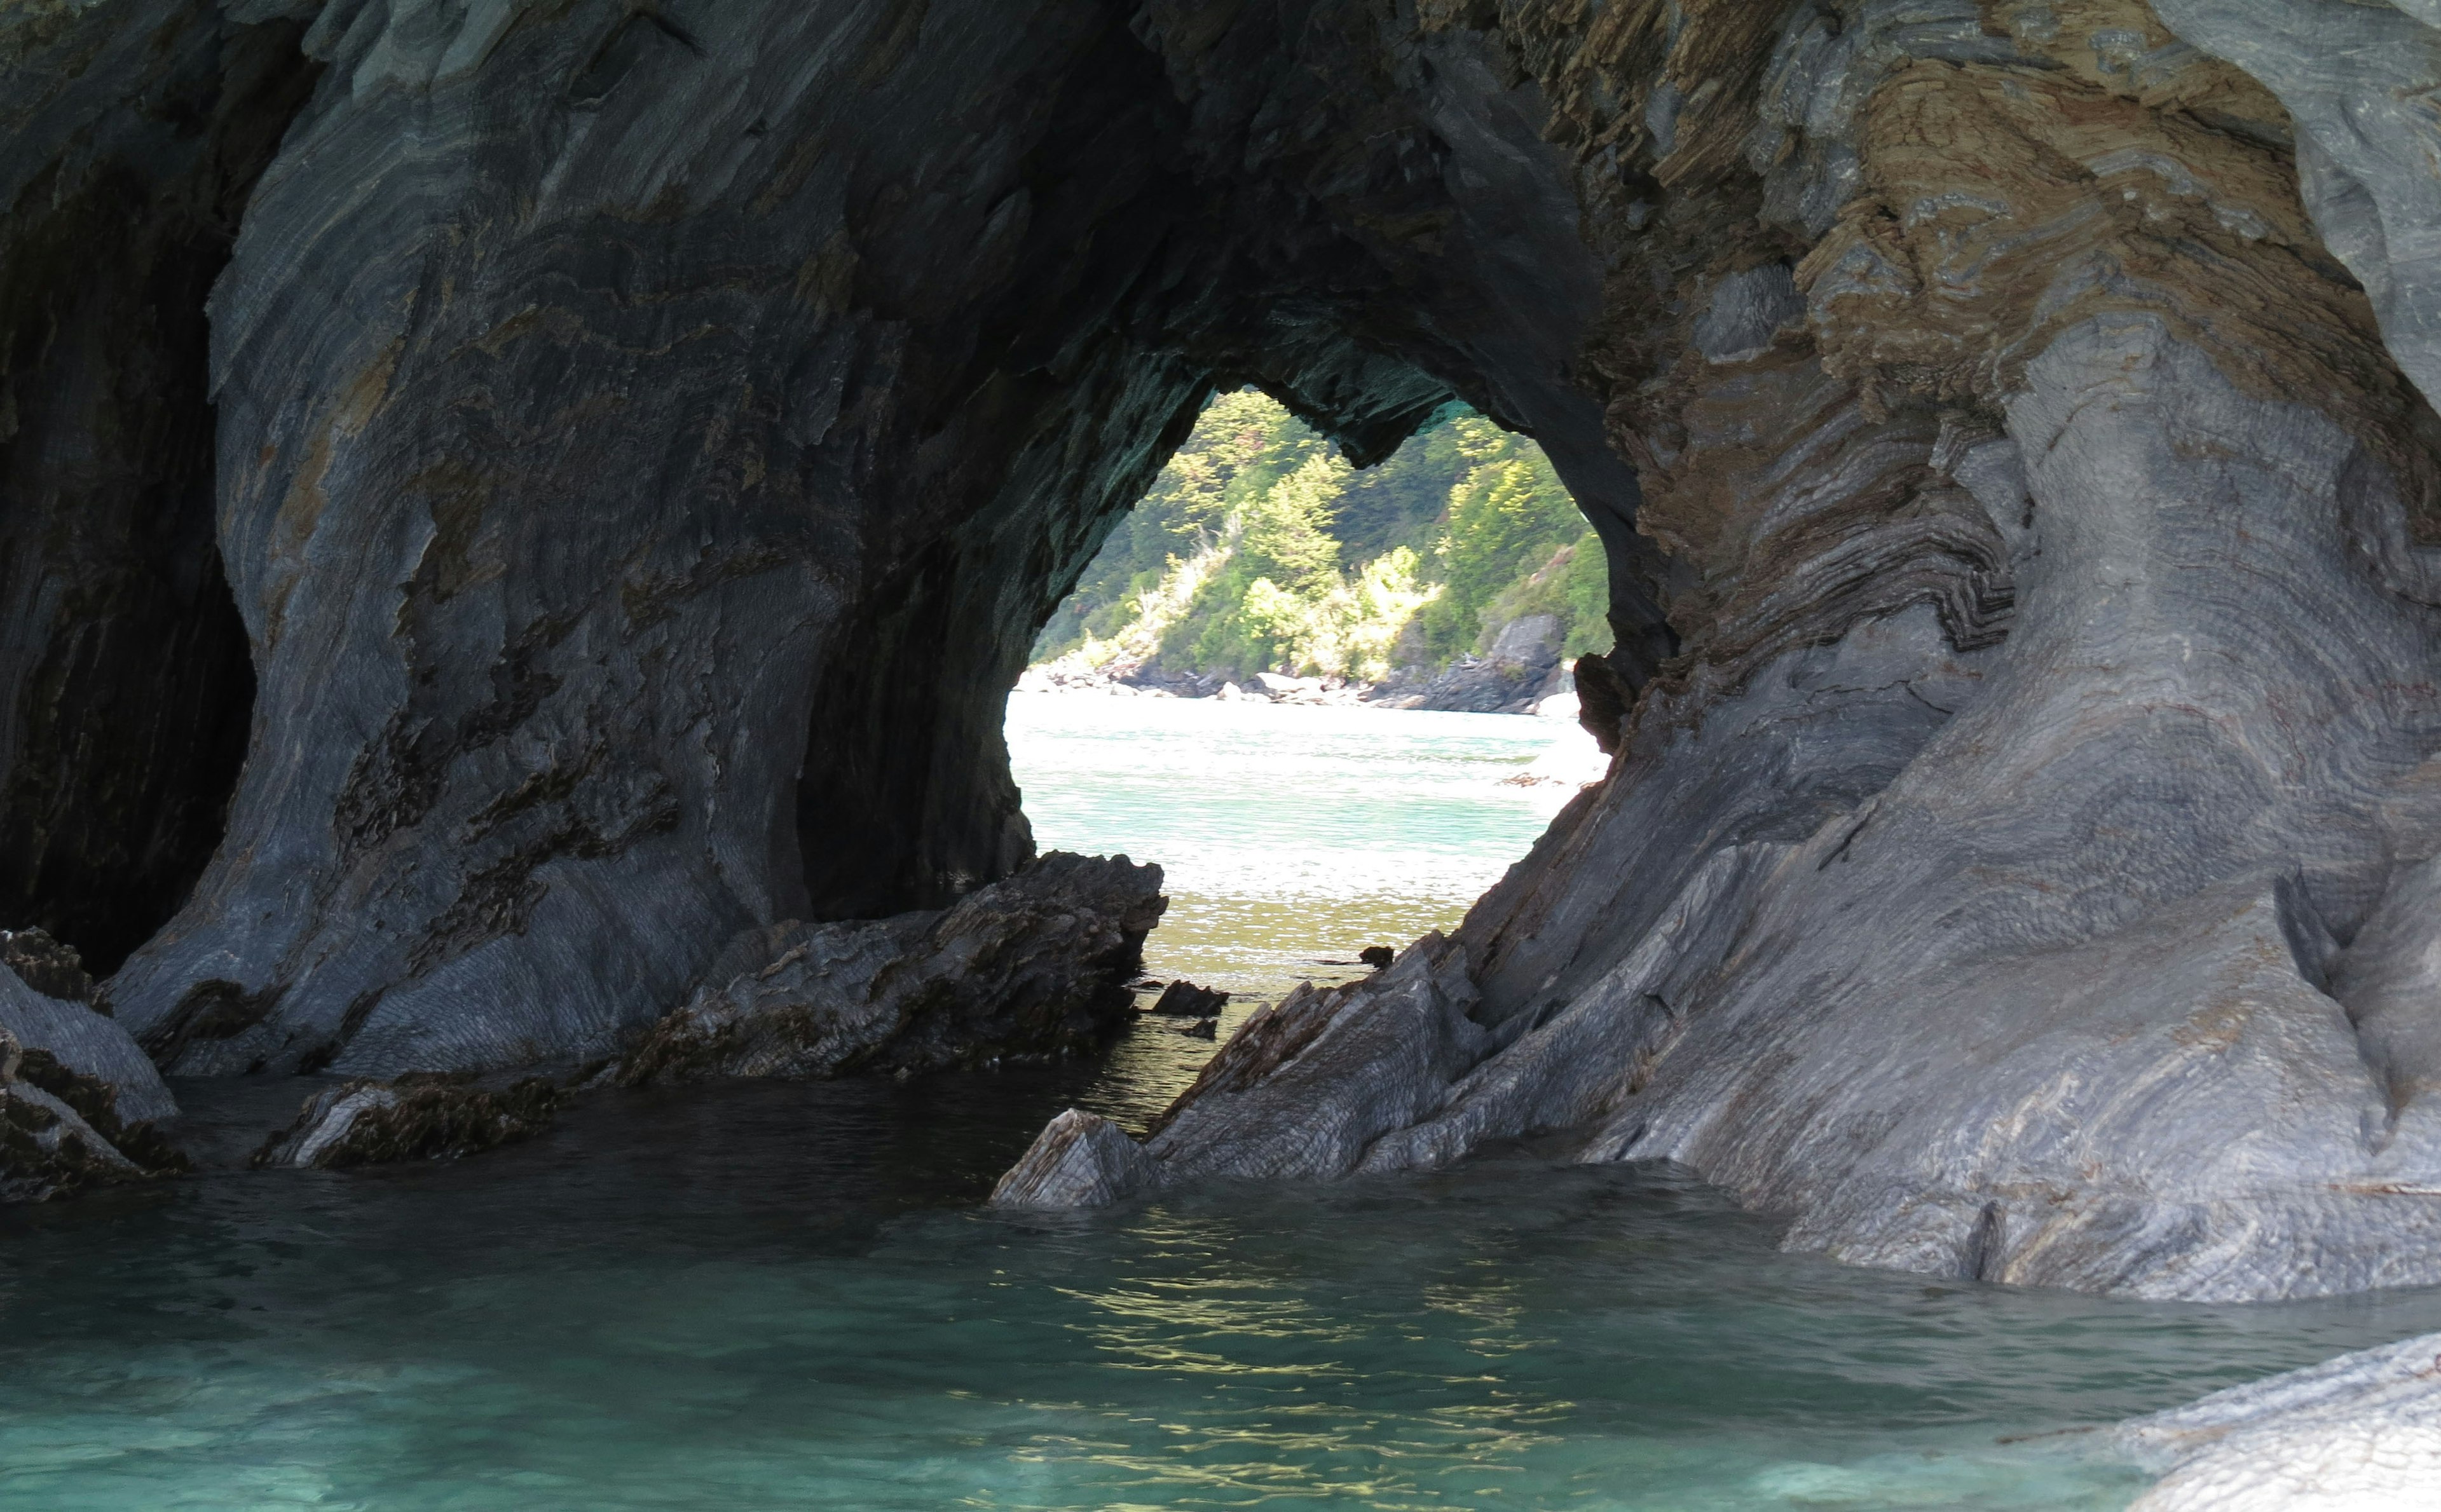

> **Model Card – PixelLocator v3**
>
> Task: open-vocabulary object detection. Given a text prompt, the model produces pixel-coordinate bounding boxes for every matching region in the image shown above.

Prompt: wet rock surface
[618,854,1164,1085]
[2119,1330,2441,1508]
[250,1071,565,1170]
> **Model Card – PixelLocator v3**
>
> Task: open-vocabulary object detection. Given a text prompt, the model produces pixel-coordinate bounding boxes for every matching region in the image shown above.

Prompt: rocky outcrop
[1373,613,1571,713]
[2,1029,167,1202]
[251,1071,563,1169]
[0,966,177,1127]
[1023,620,1575,713]
[1145,979,1227,1018]
[617,852,1163,1084]
[1,928,93,1004]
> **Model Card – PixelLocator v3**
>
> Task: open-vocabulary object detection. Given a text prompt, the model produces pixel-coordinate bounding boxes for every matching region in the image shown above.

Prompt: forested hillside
[1031,392,1608,684]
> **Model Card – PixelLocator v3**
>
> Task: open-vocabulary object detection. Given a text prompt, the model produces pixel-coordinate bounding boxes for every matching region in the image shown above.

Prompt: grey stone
[1693,266,1806,365]
[619,853,1164,1084]
[2155,0,2441,414]
[0,971,175,1126]
[990,1108,1161,1208]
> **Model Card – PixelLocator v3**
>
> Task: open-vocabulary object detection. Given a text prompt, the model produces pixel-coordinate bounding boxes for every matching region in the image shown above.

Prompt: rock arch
[17,0,2441,1300]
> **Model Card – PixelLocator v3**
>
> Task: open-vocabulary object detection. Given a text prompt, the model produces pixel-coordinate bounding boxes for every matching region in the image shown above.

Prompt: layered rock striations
[14,1,2441,1298]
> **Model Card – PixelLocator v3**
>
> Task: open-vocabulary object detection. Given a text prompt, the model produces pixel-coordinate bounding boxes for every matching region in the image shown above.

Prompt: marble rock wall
[18,1,2441,1298]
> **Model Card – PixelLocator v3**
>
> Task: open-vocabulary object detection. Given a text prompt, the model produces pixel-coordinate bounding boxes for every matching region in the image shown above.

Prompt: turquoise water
[1005,691,1606,1004]
[6,695,2440,1509]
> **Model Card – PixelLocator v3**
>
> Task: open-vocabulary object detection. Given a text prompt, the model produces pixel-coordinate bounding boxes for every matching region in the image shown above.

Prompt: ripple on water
[8,1087,2440,1512]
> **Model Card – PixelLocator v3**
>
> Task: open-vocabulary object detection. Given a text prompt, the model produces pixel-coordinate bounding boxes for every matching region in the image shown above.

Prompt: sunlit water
[5,694,2438,1510]
[1004,690,1606,1002]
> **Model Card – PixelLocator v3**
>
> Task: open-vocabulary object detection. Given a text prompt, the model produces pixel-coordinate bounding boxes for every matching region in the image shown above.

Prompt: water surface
[1006,690,1604,1005]
[3,695,2433,1510]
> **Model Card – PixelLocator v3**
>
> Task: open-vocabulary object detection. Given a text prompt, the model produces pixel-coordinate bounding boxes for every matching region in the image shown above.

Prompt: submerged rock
[620,854,1164,1085]
[2121,1331,2441,1508]
[1146,980,1227,1018]
[252,1073,566,1171]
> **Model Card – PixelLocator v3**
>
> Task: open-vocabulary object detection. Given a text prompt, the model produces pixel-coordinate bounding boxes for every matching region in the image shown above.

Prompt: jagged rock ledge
[228,852,1165,1172]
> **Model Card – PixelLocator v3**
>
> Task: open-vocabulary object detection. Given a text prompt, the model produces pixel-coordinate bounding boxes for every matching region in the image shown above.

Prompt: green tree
[1418,430,1586,662]
[1033,389,1610,681]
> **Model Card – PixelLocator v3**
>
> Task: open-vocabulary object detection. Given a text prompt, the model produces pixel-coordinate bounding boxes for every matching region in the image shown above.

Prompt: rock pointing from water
[1,1029,161,1202]
[997,935,1487,1206]
[2120,1332,2441,1509]
[0,968,176,1127]
[620,854,1163,1085]
[989,1108,1165,1209]
[252,1072,566,1170]
[1147,980,1227,1018]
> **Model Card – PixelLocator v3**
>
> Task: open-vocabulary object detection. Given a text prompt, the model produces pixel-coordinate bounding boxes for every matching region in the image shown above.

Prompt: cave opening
[0,11,322,979]
[999,387,1613,1047]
